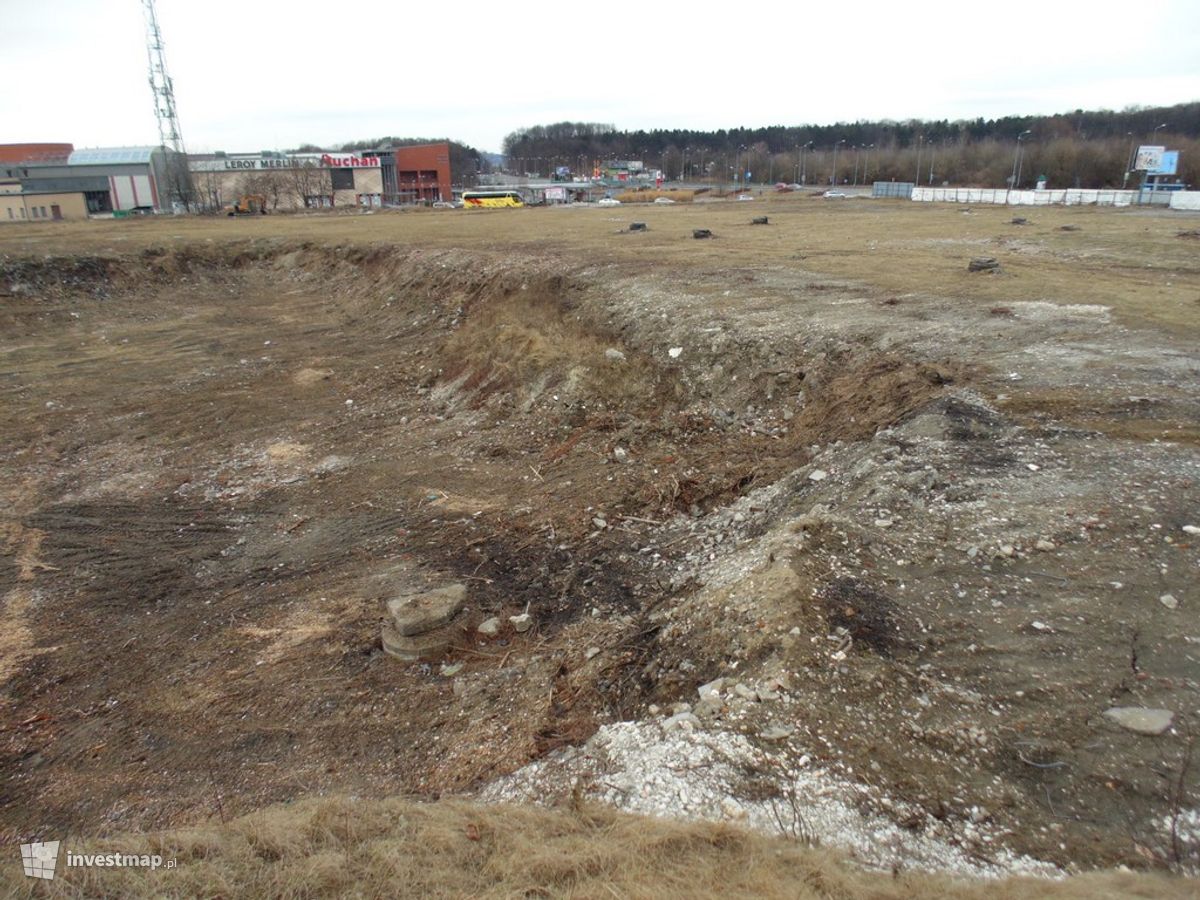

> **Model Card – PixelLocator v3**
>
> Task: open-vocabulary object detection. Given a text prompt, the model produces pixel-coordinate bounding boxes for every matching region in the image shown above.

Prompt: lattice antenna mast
[143,0,185,155]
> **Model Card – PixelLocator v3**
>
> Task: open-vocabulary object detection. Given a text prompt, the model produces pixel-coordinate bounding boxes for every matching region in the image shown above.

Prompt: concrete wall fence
[1169,191,1200,210]
[910,186,1198,209]
[912,187,1140,206]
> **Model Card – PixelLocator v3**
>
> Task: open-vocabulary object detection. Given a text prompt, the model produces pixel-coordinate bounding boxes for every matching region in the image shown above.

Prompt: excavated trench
[0,243,957,826]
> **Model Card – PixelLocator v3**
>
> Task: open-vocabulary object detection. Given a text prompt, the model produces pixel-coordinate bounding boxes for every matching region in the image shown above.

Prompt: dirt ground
[1,197,1199,881]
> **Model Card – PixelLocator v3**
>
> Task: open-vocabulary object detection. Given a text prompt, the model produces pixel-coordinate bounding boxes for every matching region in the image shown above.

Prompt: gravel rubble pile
[484,720,1061,879]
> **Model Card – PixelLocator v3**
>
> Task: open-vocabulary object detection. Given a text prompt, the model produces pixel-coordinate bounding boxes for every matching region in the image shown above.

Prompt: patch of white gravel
[1158,809,1200,876]
[1008,300,1110,322]
[482,720,1060,880]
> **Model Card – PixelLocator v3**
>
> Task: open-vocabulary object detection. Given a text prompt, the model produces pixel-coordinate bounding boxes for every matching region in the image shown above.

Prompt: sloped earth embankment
[0,242,1197,878]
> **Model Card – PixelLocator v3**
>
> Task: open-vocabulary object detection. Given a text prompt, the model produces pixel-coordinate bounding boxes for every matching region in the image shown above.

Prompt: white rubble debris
[1103,707,1175,735]
[482,720,1060,880]
[1158,809,1200,875]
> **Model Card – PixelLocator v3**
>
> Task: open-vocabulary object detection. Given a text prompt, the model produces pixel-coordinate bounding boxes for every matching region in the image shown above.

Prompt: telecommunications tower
[142,0,192,208]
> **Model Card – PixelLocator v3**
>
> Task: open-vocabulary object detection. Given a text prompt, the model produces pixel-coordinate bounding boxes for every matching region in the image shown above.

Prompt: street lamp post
[1123,131,1136,188]
[799,141,813,185]
[1009,130,1032,194]
[1014,131,1032,192]
[851,146,859,186]
[831,139,844,186]
[915,134,923,185]
[862,144,874,184]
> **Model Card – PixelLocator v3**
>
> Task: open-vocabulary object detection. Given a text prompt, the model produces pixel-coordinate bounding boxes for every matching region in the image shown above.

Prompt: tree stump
[968,257,1000,272]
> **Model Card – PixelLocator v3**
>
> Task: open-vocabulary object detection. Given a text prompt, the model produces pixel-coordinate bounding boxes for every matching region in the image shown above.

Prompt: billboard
[1134,145,1164,172]
[1150,150,1179,176]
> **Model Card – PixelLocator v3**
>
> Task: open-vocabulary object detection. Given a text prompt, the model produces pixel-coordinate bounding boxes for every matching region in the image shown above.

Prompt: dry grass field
[3,193,1196,329]
[2,795,1194,899]
[1,195,1198,895]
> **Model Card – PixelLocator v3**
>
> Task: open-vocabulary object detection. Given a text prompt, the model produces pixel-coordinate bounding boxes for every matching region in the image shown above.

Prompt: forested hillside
[502,103,1199,188]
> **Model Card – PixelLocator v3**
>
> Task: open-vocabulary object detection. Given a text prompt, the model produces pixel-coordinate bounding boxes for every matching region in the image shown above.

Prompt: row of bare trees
[191,163,333,212]
[665,135,1199,190]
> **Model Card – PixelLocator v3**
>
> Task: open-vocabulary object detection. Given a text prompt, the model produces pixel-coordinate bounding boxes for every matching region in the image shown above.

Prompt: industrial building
[0,182,89,223]
[0,140,453,219]
[0,143,187,220]
[1,143,75,221]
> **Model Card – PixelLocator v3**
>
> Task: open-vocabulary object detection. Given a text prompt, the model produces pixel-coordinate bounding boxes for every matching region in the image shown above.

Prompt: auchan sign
[319,153,379,168]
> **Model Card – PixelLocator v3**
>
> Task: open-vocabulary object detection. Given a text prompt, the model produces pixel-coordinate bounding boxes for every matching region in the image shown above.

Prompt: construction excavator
[224,194,268,216]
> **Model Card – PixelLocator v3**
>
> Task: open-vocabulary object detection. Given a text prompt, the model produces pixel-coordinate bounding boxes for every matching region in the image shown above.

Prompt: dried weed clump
[2,795,1192,899]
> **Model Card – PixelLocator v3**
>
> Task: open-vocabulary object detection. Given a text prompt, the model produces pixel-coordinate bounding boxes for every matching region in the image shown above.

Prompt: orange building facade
[386,143,452,204]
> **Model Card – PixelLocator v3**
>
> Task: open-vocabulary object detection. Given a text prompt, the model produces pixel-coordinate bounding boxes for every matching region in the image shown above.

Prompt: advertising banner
[1134,145,1164,172]
[1150,150,1179,176]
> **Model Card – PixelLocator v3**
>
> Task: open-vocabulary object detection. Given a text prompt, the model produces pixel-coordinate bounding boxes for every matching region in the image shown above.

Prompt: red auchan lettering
[320,153,380,168]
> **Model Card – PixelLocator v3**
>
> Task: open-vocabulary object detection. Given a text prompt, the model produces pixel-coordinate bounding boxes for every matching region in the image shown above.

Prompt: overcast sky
[4,0,1198,154]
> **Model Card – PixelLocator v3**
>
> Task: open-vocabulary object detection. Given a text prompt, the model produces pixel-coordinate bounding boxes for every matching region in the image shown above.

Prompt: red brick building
[385,143,452,204]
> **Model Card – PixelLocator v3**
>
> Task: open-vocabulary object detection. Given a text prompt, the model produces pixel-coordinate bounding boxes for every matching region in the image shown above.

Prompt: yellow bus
[461,190,525,209]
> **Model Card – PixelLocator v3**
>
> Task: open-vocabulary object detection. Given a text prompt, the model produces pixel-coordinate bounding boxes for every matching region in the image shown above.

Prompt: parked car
[653,197,676,204]
[823,190,848,199]
[597,197,621,207]
[431,201,455,209]
[736,194,754,201]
